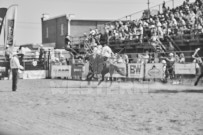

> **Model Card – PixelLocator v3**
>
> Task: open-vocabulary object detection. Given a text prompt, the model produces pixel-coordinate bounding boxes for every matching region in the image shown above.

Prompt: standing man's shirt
[10,56,24,69]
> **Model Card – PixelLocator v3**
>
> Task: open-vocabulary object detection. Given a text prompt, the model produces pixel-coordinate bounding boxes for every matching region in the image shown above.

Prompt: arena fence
[0,49,201,84]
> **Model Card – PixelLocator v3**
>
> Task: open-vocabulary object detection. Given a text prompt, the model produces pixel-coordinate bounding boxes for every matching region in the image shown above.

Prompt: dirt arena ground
[0,79,203,135]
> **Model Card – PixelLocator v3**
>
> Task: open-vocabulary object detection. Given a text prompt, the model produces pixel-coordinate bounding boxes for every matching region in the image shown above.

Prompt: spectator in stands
[177,17,187,34]
[170,14,178,35]
[141,51,149,64]
[175,53,180,63]
[59,55,66,65]
[161,22,168,36]
[131,54,138,63]
[154,53,160,63]
[179,53,186,63]
[137,54,142,63]
[156,19,164,39]
[136,22,144,43]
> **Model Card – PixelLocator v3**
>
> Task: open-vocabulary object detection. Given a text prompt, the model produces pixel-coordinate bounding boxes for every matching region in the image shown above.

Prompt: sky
[0,0,194,45]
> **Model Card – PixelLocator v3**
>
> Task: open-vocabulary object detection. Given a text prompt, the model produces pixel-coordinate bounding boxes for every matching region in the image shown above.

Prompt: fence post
[46,49,51,79]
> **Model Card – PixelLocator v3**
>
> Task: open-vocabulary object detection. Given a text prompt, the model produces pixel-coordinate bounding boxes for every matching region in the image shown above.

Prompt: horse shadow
[150,89,203,94]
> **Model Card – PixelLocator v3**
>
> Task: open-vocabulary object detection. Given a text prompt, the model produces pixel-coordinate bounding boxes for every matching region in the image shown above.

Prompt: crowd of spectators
[70,0,202,80]
[85,0,203,49]
[130,51,185,64]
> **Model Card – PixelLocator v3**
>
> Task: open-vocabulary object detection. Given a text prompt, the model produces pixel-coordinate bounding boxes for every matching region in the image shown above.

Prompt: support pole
[147,0,150,18]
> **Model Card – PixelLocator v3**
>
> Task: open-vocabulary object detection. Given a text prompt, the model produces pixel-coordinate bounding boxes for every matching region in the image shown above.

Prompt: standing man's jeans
[12,69,18,91]
[5,60,10,77]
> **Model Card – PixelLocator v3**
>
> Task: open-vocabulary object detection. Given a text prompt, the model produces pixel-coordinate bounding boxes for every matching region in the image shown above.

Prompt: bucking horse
[85,54,126,85]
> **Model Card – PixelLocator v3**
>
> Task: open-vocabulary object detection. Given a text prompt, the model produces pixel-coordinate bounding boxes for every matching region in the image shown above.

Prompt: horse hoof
[98,80,104,85]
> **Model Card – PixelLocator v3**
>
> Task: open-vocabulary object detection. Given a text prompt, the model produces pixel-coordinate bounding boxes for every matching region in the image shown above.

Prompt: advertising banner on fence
[51,65,71,79]
[23,70,46,79]
[145,63,164,78]
[106,64,127,78]
[128,63,144,78]
[71,64,84,79]
[175,63,196,74]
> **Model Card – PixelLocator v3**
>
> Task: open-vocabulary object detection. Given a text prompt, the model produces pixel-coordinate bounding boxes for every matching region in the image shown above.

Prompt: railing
[0,49,202,67]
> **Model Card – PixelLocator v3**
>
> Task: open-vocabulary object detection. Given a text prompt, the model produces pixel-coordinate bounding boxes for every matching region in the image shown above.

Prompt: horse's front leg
[98,73,105,85]
[87,72,94,85]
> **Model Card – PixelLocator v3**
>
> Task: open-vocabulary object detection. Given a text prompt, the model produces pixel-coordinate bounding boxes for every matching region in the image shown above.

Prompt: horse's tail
[112,65,126,76]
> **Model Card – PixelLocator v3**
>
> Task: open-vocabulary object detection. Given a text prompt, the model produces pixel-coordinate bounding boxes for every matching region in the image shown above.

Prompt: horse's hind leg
[87,72,94,85]
[98,73,105,85]
[109,71,114,85]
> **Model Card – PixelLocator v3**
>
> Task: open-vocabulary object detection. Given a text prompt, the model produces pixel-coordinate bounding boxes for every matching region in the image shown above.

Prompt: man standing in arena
[10,52,24,91]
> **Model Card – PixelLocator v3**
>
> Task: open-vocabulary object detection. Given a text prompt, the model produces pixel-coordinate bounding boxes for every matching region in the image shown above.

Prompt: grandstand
[71,0,203,63]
